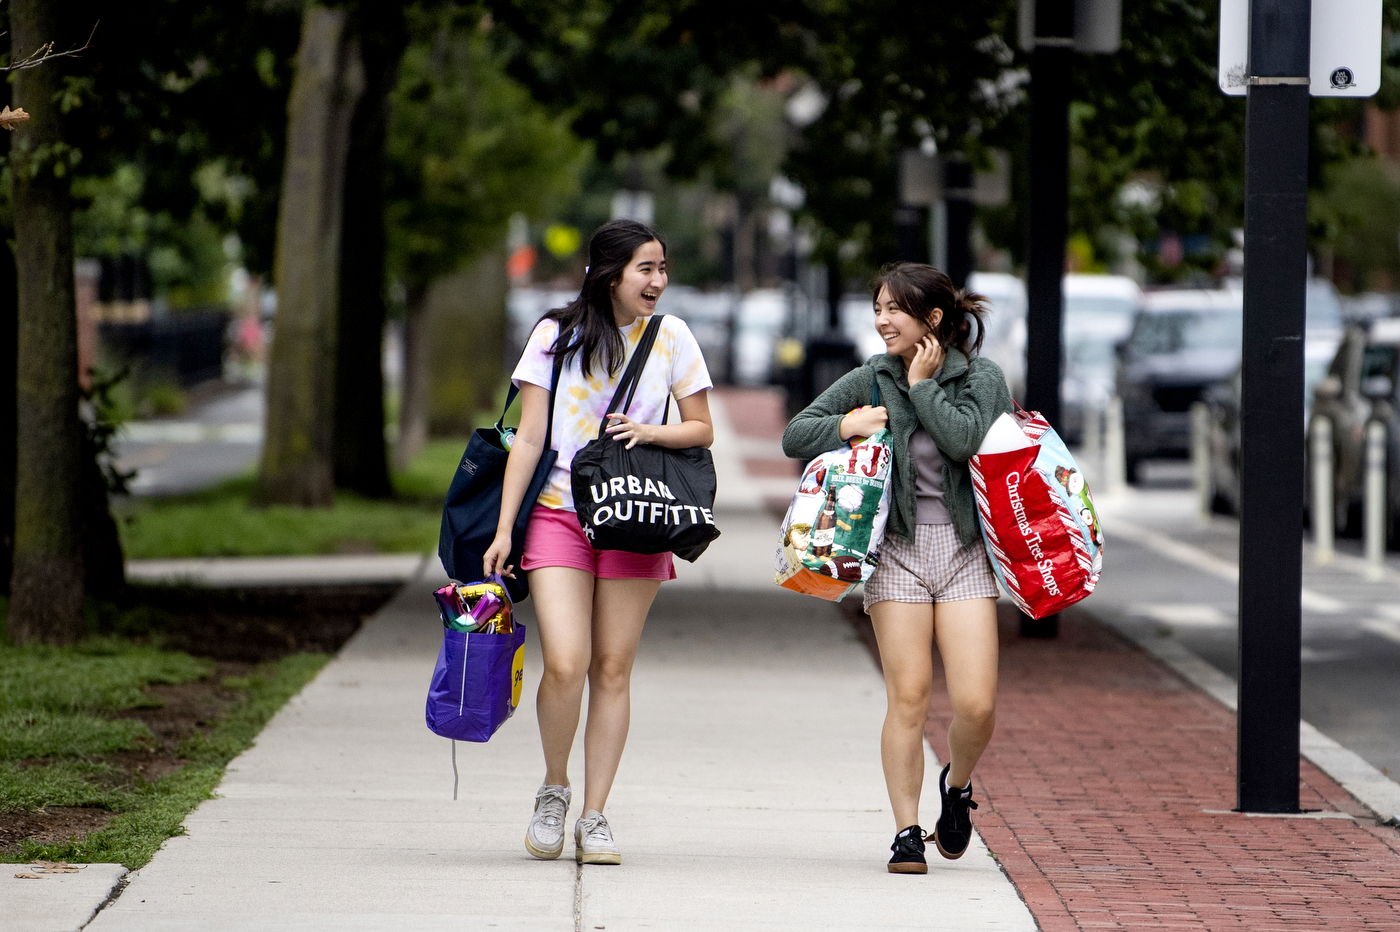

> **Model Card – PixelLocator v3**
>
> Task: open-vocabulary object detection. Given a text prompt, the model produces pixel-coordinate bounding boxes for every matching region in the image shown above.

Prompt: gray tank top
[909,428,952,525]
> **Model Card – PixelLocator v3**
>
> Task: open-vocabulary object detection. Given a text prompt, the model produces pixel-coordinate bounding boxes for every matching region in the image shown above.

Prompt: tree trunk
[0,233,16,599]
[80,429,125,597]
[394,284,429,472]
[8,0,85,644]
[257,5,365,507]
[333,8,405,499]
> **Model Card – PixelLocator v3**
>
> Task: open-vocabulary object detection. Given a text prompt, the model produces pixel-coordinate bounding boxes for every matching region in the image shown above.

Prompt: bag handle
[598,315,665,432]
[496,331,566,450]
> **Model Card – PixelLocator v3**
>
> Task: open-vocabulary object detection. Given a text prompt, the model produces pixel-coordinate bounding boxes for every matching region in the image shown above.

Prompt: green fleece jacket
[781,347,1013,550]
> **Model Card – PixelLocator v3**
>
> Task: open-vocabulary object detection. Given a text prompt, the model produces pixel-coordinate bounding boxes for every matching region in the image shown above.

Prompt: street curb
[1091,607,1400,825]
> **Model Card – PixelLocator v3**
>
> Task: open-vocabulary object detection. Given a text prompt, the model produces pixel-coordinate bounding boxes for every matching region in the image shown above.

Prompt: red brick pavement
[712,386,792,439]
[914,605,1400,931]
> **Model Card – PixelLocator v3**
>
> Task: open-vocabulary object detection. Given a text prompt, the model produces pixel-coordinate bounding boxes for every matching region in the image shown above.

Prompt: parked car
[1117,288,1243,483]
[1061,274,1142,444]
[1308,316,1400,537]
[1202,280,1352,515]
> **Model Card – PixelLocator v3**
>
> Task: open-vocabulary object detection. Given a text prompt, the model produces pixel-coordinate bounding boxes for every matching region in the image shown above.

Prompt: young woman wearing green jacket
[782,263,1012,874]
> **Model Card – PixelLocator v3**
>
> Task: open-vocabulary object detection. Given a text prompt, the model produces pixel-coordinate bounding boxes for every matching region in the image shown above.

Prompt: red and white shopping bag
[968,408,1104,619]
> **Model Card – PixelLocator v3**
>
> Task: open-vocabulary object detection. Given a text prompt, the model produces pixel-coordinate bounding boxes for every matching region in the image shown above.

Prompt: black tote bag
[438,352,563,602]
[570,315,720,562]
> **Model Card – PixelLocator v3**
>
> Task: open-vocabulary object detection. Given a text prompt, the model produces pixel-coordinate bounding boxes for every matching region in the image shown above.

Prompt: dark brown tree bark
[0,235,16,599]
[333,5,406,499]
[8,0,85,643]
[257,5,364,506]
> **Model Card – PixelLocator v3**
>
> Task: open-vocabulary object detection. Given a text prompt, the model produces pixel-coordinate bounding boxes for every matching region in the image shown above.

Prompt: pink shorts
[520,506,676,580]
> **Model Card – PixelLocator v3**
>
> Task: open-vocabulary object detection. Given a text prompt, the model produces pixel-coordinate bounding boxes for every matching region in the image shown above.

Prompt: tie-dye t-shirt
[511,314,713,512]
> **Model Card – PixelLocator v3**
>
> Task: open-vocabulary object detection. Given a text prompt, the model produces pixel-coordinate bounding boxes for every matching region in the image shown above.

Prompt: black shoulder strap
[598,315,664,431]
[497,331,565,450]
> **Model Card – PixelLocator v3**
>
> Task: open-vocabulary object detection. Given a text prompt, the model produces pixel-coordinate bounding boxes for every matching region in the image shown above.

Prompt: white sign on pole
[1219,0,1381,97]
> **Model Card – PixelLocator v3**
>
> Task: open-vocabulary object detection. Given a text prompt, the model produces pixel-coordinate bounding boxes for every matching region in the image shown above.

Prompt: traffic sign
[1219,0,1381,97]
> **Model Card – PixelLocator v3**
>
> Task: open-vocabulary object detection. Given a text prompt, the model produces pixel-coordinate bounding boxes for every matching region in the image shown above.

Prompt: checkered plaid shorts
[863,523,1001,611]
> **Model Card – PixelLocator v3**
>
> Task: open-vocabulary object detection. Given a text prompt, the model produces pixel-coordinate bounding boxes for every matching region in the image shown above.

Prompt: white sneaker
[574,809,621,865]
[525,784,571,859]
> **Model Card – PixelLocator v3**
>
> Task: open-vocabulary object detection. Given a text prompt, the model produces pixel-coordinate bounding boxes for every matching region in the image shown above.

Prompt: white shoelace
[535,785,569,829]
[577,811,614,846]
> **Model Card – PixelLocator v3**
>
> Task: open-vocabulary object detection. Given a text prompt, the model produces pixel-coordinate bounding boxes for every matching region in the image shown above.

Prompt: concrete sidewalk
[86,533,1033,931]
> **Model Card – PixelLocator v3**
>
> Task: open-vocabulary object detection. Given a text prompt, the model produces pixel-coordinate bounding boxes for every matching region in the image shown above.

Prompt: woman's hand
[605,413,656,449]
[840,405,888,441]
[908,334,945,387]
[482,531,515,579]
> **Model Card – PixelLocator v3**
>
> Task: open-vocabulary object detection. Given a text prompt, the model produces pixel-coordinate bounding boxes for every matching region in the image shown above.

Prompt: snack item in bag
[775,428,894,601]
[969,410,1104,619]
[433,576,514,633]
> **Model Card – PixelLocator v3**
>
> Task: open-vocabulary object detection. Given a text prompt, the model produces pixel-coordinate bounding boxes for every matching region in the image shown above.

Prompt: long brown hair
[871,262,990,357]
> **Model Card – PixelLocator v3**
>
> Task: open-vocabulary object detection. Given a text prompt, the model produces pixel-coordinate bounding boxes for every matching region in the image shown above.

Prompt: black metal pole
[1237,0,1309,814]
[1021,0,1072,639]
[944,158,975,289]
[895,206,926,263]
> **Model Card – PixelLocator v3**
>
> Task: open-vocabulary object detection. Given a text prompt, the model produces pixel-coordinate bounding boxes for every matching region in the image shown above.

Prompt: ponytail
[871,262,989,357]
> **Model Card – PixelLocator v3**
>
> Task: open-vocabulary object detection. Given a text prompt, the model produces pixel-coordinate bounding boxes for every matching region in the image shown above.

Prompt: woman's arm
[908,360,1012,462]
[603,390,715,449]
[781,366,874,461]
[482,382,550,577]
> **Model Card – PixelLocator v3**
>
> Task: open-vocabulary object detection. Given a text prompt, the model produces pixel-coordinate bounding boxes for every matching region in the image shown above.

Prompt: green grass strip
[0,637,210,714]
[0,761,124,812]
[0,711,155,760]
[178,654,330,765]
[3,651,332,869]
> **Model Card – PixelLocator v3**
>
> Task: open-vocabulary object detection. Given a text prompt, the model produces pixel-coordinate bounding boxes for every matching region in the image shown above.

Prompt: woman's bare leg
[868,600,937,830]
[528,567,597,787]
[581,577,661,814]
[933,597,999,789]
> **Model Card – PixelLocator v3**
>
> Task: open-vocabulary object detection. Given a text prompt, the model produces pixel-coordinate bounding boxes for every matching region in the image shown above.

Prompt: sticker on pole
[1219,0,1381,98]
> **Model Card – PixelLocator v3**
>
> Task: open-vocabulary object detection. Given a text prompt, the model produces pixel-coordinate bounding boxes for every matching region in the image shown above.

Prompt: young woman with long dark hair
[782,262,1011,874]
[483,219,714,865]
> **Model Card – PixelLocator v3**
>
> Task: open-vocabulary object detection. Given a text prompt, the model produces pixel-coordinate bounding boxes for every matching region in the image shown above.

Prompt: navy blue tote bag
[438,352,562,602]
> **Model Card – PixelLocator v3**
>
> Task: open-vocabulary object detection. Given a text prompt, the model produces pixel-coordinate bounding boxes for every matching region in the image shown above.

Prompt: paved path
[1089,485,1400,783]
[126,553,429,588]
[921,605,1400,931]
[115,385,264,496]
[87,539,1034,931]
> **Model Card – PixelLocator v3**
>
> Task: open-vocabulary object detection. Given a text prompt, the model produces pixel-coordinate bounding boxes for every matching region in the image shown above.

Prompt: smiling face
[873,285,942,360]
[610,240,668,324]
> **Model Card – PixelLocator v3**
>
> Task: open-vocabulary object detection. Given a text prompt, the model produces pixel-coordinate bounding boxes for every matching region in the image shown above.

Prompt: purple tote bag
[425,623,527,742]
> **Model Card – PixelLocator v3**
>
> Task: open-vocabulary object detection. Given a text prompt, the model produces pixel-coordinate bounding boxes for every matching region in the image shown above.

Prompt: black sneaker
[887,824,929,874]
[933,764,978,860]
